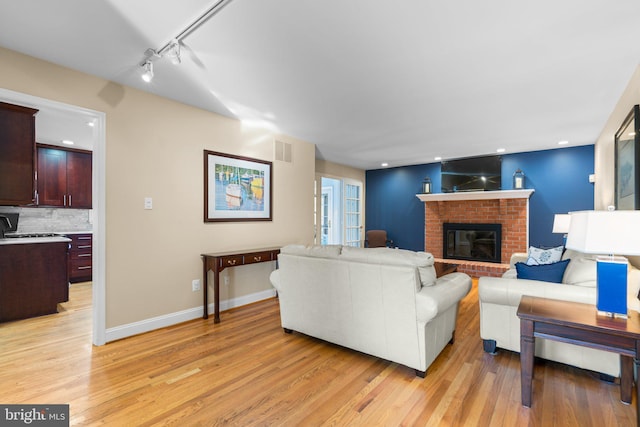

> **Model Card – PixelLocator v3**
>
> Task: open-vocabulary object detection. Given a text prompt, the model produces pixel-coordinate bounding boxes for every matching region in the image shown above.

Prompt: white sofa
[479,249,640,377]
[270,244,472,377]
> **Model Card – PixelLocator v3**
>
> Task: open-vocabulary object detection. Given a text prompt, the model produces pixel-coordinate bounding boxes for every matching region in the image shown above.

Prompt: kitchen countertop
[0,236,71,245]
[56,231,93,235]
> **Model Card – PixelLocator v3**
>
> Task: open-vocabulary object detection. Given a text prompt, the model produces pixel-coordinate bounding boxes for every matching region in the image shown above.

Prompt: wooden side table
[434,261,458,278]
[201,247,280,323]
[517,296,640,426]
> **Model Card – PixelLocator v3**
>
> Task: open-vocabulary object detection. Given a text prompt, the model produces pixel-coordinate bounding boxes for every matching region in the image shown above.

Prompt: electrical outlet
[224,276,229,286]
[191,279,201,292]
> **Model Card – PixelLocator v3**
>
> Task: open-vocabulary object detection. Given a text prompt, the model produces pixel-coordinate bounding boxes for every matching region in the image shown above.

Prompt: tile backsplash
[0,207,92,233]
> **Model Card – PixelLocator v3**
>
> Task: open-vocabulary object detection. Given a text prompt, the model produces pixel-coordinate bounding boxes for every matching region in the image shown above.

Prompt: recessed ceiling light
[558,140,569,145]
[496,148,506,153]
[62,140,74,145]
[381,162,389,167]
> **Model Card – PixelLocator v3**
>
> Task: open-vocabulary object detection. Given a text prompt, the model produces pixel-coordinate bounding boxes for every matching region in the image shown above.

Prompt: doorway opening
[315,175,363,247]
[0,88,106,345]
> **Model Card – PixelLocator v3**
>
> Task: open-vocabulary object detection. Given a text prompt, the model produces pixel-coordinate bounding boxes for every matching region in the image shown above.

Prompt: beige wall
[0,47,315,328]
[595,65,640,210]
[594,64,640,267]
[315,159,366,182]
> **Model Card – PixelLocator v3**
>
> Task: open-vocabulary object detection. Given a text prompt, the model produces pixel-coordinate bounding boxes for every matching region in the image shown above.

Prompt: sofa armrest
[269,269,281,291]
[416,272,471,323]
[509,252,528,269]
[478,275,595,307]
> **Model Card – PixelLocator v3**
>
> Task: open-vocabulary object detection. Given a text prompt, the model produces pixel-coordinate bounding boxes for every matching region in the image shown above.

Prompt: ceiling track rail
[140,0,235,65]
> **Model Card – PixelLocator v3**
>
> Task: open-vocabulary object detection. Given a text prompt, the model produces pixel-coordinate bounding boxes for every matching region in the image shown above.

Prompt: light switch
[144,197,153,210]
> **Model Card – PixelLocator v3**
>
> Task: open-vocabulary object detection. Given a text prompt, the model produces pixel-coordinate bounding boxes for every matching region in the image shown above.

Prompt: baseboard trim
[105,288,277,343]
[217,288,277,313]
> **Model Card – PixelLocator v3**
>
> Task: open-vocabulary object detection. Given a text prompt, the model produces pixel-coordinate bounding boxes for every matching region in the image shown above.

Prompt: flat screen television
[441,155,502,193]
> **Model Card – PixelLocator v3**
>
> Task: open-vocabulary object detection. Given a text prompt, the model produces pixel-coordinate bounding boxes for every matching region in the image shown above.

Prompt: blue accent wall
[365,145,594,251]
[366,163,440,251]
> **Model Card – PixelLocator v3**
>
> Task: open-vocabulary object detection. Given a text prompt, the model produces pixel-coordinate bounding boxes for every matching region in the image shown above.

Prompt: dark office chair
[365,230,393,248]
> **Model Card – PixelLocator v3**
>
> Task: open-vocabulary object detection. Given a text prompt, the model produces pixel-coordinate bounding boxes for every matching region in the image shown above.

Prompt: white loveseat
[479,249,640,377]
[270,244,472,377]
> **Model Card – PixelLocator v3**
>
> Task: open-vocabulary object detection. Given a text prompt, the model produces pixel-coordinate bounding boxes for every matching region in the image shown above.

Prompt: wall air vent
[274,140,292,163]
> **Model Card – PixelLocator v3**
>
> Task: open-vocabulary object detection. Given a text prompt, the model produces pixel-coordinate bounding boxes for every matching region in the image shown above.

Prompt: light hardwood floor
[0,280,636,426]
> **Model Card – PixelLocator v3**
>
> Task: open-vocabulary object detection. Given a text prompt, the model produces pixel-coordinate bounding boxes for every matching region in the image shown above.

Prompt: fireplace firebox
[443,223,502,263]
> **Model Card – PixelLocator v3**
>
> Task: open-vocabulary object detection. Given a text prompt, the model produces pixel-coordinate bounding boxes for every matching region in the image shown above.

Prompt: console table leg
[635,355,640,427]
[213,266,221,324]
[202,258,209,319]
[620,355,632,404]
[520,319,534,408]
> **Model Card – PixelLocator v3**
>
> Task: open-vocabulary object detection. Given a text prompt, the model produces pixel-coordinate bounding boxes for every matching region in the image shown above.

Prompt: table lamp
[552,213,571,245]
[565,210,640,317]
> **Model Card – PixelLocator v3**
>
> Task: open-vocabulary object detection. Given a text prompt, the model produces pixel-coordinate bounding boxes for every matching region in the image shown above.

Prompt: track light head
[141,60,154,82]
[167,39,181,65]
[136,0,234,83]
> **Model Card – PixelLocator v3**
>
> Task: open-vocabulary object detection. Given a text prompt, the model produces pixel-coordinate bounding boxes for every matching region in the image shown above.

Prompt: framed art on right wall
[615,104,640,210]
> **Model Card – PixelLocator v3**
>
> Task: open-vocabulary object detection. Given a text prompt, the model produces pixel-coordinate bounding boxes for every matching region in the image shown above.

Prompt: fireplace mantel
[416,189,534,202]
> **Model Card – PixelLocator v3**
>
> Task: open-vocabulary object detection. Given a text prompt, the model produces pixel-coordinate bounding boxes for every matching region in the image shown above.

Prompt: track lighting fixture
[167,39,181,65]
[141,60,154,83]
[136,0,235,81]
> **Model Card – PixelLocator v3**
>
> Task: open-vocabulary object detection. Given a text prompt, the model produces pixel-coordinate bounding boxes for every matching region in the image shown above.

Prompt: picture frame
[204,150,272,222]
[615,105,640,210]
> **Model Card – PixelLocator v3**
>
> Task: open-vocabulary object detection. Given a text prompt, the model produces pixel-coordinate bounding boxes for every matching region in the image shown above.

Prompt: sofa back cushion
[340,246,437,287]
[561,249,597,287]
[280,244,342,259]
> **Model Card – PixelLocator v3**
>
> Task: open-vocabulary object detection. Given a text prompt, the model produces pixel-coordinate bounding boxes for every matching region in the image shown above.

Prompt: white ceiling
[1,0,639,169]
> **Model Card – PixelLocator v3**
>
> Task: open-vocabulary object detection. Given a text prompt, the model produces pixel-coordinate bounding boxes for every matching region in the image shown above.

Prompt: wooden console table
[201,247,280,323]
[517,296,640,426]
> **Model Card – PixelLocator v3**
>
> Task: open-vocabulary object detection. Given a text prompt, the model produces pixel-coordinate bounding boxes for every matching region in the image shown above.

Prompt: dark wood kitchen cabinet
[37,144,92,208]
[0,102,38,206]
[0,241,69,322]
[67,233,92,283]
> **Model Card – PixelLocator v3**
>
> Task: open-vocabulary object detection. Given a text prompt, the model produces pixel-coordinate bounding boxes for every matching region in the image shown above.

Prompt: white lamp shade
[566,210,640,256]
[552,214,571,234]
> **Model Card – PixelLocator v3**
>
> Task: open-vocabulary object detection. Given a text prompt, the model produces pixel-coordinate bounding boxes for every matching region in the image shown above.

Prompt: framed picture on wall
[204,150,272,222]
[615,105,640,210]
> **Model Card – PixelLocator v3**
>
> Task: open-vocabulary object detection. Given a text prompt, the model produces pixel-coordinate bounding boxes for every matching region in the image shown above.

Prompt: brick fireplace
[417,190,534,277]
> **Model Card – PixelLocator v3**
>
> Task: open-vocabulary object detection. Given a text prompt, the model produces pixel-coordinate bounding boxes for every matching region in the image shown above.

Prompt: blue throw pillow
[515,259,571,283]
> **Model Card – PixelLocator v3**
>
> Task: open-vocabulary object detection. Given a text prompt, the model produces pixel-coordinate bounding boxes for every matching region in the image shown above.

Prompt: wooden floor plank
[0,280,636,426]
